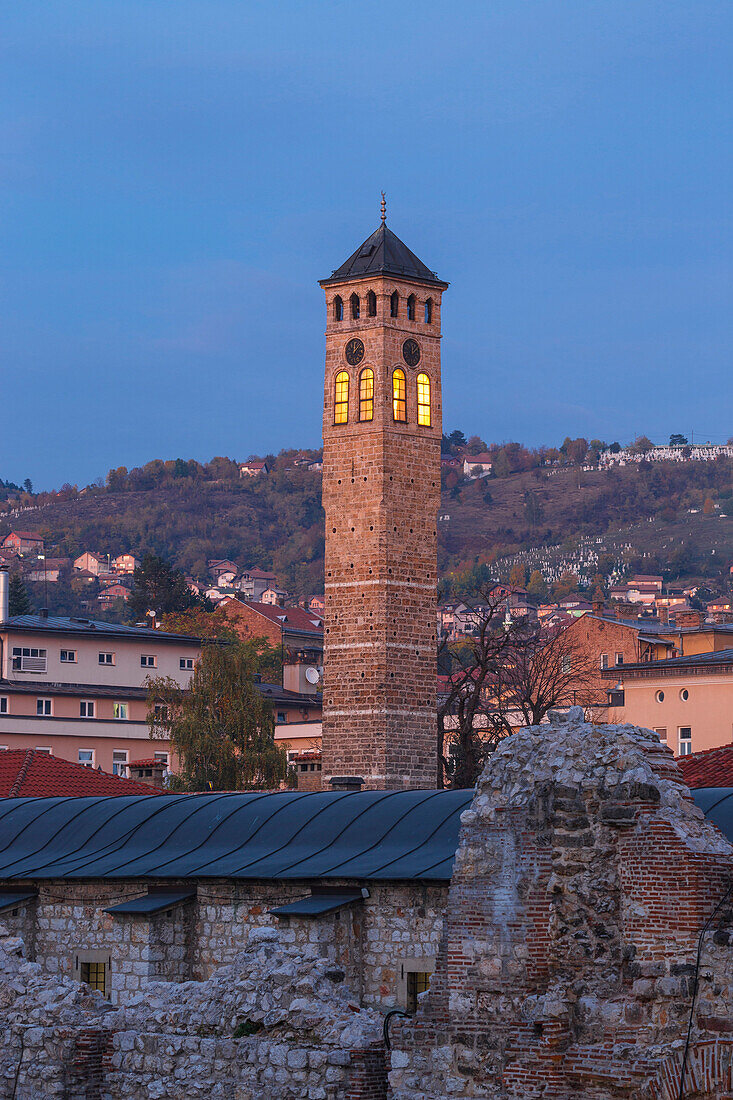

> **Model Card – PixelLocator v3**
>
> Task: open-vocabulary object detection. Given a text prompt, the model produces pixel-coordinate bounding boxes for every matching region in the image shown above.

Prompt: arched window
[424,297,433,324]
[350,293,360,320]
[334,295,343,322]
[390,291,399,318]
[392,368,406,422]
[367,290,377,317]
[407,294,416,321]
[359,368,374,422]
[334,371,349,424]
[416,373,431,426]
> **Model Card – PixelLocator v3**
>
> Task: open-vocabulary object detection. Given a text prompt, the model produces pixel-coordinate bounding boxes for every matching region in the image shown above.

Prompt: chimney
[657,605,669,626]
[0,566,9,624]
[329,776,364,793]
[676,609,703,631]
[592,598,604,617]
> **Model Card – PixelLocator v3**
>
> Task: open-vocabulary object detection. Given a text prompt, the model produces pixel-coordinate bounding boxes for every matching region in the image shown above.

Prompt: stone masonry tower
[319,205,448,790]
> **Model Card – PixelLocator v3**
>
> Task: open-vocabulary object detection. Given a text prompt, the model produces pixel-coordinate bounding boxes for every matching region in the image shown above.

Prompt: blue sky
[1,1,732,489]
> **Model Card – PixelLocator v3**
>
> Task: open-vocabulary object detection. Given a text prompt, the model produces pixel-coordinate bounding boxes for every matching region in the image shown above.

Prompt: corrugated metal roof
[270,891,362,918]
[2,614,200,643]
[0,789,473,883]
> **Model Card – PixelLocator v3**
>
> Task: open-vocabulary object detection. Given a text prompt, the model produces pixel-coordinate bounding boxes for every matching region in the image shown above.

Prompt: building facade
[319,212,447,790]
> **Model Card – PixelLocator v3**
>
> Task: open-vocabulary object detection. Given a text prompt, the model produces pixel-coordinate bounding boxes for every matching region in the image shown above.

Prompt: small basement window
[398,956,436,1013]
[74,950,111,999]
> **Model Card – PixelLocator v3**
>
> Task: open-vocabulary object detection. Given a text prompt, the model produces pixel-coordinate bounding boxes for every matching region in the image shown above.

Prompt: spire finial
[380,191,386,224]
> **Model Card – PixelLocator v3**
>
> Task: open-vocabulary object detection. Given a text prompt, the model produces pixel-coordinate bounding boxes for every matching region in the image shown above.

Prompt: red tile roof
[233,601,323,633]
[0,749,160,798]
[677,743,733,789]
[129,757,166,768]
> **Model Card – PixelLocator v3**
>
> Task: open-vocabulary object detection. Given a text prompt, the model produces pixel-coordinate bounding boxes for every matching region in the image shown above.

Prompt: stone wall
[389,711,733,1099]
[0,879,446,1010]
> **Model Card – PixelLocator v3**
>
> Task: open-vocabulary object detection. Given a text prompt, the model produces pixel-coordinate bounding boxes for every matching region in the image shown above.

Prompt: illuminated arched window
[359,368,374,422]
[334,371,349,424]
[390,291,399,317]
[350,293,360,320]
[367,290,377,317]
[392,368,406,422]
[334,295,343,322]
[416,372,431,426]
[407,294,416,321]
[424,297,433,324]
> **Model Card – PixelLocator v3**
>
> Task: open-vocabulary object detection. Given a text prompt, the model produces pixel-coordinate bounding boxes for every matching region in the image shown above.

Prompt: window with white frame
[678,727,692,756]
[0,697,7,714]
[36,698,52,717]
[153,751,169,765]
[60,649,77,663]
[12,647,47,673]
[276,711,287,724]
[113,702,128,721]
[653,727,667,743]
[78,749,95,767]
[140,654,157,668]
[615,653,624,665]
[98,652,115,665]
[112,750,128,776]
[179,657,195,671]
[599,653,609,670]
[80,700,95,719]
[35,747,51,754]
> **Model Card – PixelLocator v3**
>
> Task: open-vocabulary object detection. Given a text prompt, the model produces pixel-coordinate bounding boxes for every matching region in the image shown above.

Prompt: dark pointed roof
[321,223,448,288]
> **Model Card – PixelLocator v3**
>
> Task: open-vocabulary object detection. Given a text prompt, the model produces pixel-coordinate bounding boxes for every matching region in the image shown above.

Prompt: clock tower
[319,205,448,790]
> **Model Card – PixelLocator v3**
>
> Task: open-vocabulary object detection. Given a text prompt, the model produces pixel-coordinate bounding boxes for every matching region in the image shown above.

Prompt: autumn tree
[146,641,287,791]
[509,563,526,588]
[527,570,548,601]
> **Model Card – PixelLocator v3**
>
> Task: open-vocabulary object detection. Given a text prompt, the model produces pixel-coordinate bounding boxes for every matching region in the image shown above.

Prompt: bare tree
[438,591,598,789]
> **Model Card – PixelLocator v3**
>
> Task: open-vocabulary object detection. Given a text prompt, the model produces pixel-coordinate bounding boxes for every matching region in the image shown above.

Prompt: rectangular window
[561,655,572,675]
[153,751,169,765]
[12,647,47,673]
[276,711,287,724]
[599,653,609,670]
[113,702,128,721]
[80,960,106,993]
[78,749,94,767]
[98,652,115,665]
[140,655,157,668]
[112,750,128,776]
[36,698,52,717]
[60,649,77,663]
[654,727,667,743]
[35,747,51,754]
[679,727,692,756]
[179,657,195,671]
[416,373,431,427]
[153,703,169,724]
[0,697,7,714]
[80,700,95,719]
[615,653,624,665]
[334,371,349,424]
[406,971,432,1013]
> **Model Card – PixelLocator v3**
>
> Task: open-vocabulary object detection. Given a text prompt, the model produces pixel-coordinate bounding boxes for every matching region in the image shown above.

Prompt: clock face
[345,338,365,367]
[402,338,421,367]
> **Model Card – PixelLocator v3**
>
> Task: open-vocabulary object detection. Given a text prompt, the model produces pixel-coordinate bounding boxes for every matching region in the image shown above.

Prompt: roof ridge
[8,748,35,798]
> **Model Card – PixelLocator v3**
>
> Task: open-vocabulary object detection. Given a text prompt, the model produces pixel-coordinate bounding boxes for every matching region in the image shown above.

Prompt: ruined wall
[389,711,733,1100]
[0,879,446,1010]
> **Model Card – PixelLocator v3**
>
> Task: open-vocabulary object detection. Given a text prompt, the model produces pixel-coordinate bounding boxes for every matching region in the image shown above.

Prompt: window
[367,290,377,317]
[678,727,692,756]
[36,698,52,717]
[113,702,128,720]
[35,747,51,754]
[60,649,77,663]
[424,297,433,324]
[333,295,343,322]
[78,749,94,767]
[392,368,407,422]
[12,647,47,673]
[80,700,95,719]
[276,711,287,724]
[390,291,399,317]
[112,750,128,776]
[561,655,572,675]
[98,652,114,666]
[416,373,431,427]
[179,657,195,671]
[153,751,169,765]
[140,655,157,668]
[350,292,360,320]
[406,971,431,1013]
[359,368,374,422]
[654,727,667,743]
[398,957,436,1013]
[655,690,665,703]
[615,653,624,665]
[334,371,349,425]
[0,697,7,714]
[679,688,689,701]
[407,294,416,321]
[153,703,169,724]
[599,653,609,670]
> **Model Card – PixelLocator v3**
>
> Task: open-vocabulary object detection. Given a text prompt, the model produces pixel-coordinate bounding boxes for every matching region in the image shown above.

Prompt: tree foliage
[129,554,208,620]
[8,571,32,615]
[146,641,288,791]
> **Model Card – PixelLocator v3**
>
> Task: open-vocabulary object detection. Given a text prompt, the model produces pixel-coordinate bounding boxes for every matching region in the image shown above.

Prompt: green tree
[8,571,32,615]
[146,642,288,791]
[669,434,688,446]
[527,570,548,601]
[448,429,467,449]
[129,553,207,620]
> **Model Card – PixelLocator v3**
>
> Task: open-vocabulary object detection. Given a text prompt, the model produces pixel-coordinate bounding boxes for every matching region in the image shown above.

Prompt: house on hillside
[74,552,107,575]
[111,554,139,575]
[25,558,70,584]
[261,587,288,607]
[97,583,131,605]
[238,568,278,601]
[462,453,493,479]
[240,460,269,477]
[2,531,44,553]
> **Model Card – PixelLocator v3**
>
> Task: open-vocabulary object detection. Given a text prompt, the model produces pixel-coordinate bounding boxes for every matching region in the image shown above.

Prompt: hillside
[2,452,732,602]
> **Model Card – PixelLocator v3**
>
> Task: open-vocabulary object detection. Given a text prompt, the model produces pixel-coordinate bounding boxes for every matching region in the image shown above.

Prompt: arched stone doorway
[644,1040,733,1100]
